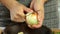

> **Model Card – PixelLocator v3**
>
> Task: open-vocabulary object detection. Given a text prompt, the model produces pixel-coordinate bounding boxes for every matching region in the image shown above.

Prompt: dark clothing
[0,5,10,27]
[3,23,52,34]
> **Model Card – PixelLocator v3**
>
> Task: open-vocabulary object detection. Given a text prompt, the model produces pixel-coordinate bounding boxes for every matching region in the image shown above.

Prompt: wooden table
[0,29,2,34]
[52,28,60,34]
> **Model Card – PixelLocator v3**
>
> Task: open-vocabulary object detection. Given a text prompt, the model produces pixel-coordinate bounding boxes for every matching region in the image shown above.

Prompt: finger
[17,14,25,21]
[16,8,25,17]
[12,11,25,22]
[16,12,25,21]
[11,13,25,22]
[30,0,34,9]
[24,7,33,13]
[17,12,25,17]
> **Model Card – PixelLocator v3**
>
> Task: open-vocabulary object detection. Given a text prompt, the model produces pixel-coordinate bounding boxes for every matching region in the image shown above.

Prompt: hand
[10,3,33,22]
[28,0,46,29]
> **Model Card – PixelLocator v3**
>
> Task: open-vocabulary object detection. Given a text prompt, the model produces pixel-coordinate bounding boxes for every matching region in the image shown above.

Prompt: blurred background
[43,0,59,29]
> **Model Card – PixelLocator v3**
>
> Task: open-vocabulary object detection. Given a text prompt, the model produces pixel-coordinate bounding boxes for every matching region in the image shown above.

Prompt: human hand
[10,3,33,22]
[28,0,47,29]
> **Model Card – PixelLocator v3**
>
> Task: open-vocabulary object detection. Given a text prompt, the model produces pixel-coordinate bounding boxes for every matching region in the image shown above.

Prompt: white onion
[26,12,38,25]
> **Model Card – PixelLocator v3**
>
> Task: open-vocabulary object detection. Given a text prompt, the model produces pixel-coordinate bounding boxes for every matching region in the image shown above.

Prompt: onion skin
[26,12,38,25]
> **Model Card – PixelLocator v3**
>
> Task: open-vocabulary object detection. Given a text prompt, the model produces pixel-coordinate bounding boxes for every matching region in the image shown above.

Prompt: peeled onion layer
[26,12,38,25]
[18,32,24,34]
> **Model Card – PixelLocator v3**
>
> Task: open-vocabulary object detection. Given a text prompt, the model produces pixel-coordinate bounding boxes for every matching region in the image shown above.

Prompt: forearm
[0,0,21,9]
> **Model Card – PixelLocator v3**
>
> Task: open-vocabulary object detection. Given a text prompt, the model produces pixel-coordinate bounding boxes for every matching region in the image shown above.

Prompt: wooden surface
[0,29,2,34]
[52,28,60,32]
[52,28,60,34]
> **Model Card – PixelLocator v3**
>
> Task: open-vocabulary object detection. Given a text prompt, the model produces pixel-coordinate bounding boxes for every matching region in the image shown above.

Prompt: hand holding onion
[27,0,45,29]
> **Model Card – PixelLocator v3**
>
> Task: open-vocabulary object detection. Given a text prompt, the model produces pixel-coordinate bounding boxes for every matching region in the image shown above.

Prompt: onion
[26,12,38,25]
[18,32,24,34]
